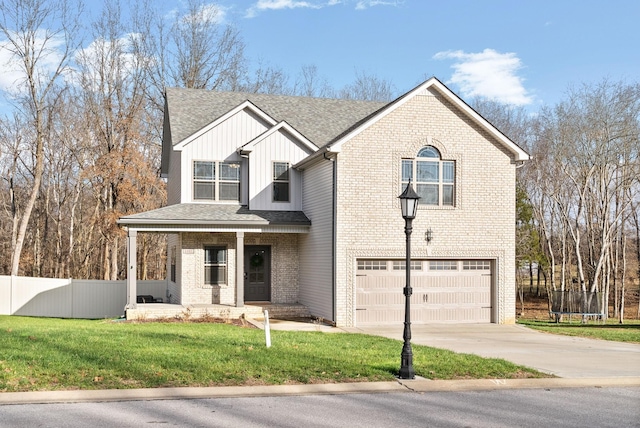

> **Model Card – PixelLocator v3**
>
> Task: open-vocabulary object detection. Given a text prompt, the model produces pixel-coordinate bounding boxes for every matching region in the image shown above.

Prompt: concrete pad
[351,323,640,378]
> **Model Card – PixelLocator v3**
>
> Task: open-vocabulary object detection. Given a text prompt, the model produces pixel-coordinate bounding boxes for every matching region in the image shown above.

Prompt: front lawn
[0,316,547,392]
[518,318,640,343]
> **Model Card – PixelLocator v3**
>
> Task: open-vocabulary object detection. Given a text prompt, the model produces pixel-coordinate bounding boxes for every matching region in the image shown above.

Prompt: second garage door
[356,259,492,325]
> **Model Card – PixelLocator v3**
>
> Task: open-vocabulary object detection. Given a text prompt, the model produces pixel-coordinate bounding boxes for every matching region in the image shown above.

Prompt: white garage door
[356,259,492,325]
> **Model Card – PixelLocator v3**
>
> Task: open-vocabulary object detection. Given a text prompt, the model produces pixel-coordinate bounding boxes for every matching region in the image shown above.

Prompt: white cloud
[184,3,227,24]
[165,3,228,25]
[0,30,66,95]
[246,0,400,17]
[246,0,321,18]
[355,1,402,10]
[72,35,140,92]
[433,48,533,106]
[0,41,26,92]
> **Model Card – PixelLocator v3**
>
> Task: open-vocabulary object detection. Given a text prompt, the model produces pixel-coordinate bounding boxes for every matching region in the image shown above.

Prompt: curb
[2,377,639,405]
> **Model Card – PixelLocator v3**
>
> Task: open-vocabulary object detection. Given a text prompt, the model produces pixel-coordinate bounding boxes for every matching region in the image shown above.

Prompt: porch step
[253,303,311,320]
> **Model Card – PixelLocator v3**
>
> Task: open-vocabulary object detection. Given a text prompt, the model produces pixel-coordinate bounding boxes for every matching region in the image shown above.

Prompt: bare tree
[135,0,245,97]
[0,0,82,276]
[75,0,165,280]
[339,70,395,102]
[293,64,334,98]
[237,60,291,95]
[521,80,640,319]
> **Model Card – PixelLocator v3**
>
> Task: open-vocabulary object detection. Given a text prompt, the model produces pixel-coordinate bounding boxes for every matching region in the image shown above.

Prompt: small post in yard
[264,309,271,348]
[398,180,420,379]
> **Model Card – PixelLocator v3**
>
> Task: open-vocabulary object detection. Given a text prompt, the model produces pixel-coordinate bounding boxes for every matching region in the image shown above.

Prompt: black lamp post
[398,180,420,379]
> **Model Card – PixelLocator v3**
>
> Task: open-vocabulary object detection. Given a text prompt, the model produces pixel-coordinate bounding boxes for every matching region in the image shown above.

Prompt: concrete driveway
[347,323,640,379]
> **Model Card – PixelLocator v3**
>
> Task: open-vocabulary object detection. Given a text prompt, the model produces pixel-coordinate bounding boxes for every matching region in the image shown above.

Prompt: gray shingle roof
[118,204,311,226]
[165,88,387,147]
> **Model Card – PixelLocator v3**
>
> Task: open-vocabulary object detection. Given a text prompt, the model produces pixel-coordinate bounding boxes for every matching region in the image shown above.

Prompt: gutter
[295,145,339,170]
[117,218,311,227]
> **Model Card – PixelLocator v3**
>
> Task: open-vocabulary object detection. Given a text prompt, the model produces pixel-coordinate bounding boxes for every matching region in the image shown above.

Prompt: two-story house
[118,77,529,327]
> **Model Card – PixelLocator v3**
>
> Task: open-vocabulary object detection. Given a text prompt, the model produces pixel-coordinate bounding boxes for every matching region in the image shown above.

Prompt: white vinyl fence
[0,276,167,319]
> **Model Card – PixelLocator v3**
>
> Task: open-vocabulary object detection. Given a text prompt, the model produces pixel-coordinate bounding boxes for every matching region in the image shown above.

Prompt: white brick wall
[334,93,517,326]
[177,232,300,306]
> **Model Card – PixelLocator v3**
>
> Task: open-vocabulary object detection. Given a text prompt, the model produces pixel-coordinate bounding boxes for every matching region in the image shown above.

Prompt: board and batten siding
[248,130,312,211]
[177,109,270,204]
[298,159,335,322]
[167,150,182,205]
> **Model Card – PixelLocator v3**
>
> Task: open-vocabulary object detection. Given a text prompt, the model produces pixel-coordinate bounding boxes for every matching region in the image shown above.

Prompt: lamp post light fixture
[398,180,420,379]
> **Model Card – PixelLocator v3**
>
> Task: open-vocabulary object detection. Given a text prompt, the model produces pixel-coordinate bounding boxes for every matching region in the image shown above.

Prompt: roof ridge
[165,88,387,147]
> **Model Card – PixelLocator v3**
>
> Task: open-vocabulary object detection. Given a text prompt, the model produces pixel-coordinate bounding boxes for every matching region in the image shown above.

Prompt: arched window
[401,145,455,206]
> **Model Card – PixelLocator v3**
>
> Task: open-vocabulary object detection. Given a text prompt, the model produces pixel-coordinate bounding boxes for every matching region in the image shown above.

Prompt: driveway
[347,323,640,378]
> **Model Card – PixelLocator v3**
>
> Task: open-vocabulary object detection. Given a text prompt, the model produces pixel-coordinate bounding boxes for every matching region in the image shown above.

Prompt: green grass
[0,316,547,392]
[518,318,640,343]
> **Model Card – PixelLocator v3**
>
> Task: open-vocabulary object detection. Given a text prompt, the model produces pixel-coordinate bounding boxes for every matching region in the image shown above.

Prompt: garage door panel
[419,307,492,323]
[356,308,405,324]
[356,259,492,325]
[356,275,404,290]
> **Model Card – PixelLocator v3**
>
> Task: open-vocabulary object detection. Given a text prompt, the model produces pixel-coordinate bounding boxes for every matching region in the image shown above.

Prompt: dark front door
[244,246,271,301]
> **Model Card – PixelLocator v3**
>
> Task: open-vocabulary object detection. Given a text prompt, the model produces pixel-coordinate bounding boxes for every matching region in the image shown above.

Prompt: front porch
[118,204,312,316]
[126,302,311,321]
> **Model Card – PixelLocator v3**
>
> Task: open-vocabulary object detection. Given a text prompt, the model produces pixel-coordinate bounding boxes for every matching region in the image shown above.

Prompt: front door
[244,246,271,301]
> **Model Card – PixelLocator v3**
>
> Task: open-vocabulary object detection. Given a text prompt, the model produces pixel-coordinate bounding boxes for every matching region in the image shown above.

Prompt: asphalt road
[1,387,638,428]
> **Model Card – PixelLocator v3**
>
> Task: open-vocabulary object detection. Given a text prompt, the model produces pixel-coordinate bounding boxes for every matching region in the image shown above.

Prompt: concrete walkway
[347,323,640,379]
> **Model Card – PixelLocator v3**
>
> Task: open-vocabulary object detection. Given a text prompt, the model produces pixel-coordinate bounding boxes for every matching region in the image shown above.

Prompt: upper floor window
[273,162,290,202]
[193,161,240,201]
[402,146,455,206]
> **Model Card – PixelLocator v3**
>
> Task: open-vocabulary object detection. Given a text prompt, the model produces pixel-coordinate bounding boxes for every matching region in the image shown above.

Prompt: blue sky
[223,0,639,108]
[1,0,638,110]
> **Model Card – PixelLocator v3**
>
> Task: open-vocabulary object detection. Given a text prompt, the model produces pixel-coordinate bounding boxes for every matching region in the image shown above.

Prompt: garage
[355,259,493,325]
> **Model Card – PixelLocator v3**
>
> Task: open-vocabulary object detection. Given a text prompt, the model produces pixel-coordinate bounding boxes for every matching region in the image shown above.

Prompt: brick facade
[131,78,524,326]
[334,91,517,326]
[175,232,300,306]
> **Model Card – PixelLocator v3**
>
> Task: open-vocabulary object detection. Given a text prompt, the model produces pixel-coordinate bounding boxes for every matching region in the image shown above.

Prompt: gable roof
[165,87,386,148]
[239,121,318,154]
[164,78,530,169]
[173,100,278,150]
[297,77,530,167]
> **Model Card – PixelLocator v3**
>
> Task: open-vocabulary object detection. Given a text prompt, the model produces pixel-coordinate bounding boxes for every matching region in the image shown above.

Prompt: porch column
[236,231,244,307]
[126,229,138,310]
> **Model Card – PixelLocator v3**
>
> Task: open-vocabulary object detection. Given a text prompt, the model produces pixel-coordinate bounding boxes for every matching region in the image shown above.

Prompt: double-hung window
[204,246,227,285]
[402,146,455,206]
[193,161,240,201]
[273,162,290,202]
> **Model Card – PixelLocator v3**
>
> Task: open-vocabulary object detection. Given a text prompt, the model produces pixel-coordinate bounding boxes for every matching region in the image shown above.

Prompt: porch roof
[117,204,311,228]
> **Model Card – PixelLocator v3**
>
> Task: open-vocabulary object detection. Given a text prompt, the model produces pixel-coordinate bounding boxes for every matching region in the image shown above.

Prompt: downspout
[324,152,337,324]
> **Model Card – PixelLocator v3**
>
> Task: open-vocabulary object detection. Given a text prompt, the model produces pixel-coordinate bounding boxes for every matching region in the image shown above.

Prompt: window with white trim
[463,260,491,270]
[429,260,458,270]
[193,161,240,201]
[170,246,176,283]
[402,146,455,206]
[273,162,290,202]
[393,260,423,270]
[357,260,387,270]
[204,246,227,285]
